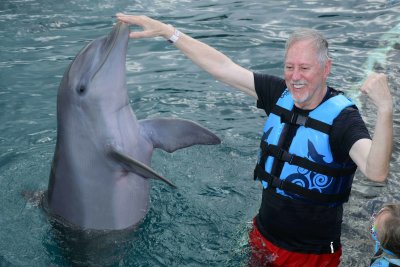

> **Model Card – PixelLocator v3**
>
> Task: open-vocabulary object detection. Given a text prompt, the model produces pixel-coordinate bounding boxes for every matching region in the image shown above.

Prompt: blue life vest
[371,250,400,267]
[254,89,357,204]
[371,258,400,267]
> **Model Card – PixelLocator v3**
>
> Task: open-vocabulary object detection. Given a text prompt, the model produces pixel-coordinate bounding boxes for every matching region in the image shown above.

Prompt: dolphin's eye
[77,86,86,95]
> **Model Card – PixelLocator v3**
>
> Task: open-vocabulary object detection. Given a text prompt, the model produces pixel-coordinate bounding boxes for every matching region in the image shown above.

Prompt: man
[116,13,393,266]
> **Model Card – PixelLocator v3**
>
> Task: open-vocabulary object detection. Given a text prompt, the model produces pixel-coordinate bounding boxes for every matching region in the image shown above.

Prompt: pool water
[1,0,399,266]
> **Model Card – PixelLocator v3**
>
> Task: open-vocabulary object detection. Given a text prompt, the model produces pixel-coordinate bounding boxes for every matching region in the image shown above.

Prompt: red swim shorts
[248,219,342,267]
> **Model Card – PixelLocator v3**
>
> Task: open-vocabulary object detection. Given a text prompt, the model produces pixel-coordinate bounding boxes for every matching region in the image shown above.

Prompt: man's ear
[324,59,332,79]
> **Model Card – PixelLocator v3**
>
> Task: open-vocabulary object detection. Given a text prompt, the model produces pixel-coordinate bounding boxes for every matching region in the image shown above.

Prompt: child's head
[371,203,400,257]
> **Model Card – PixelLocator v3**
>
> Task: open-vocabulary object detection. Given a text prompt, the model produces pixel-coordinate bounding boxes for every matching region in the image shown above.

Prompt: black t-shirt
[253,73,371,253]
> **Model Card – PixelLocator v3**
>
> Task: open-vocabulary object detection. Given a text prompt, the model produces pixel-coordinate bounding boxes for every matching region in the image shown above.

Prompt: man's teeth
[293,84,305,89]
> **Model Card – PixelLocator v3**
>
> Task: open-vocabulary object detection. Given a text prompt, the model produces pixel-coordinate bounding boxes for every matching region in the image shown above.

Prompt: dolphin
[44,22,221,230]
[307,139,326,164]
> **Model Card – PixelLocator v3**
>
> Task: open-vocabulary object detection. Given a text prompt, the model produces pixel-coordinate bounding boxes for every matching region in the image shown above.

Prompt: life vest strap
[254,165,351,203]
[370,249,400,267]
[260,142,357,177]
[272,105,331,134]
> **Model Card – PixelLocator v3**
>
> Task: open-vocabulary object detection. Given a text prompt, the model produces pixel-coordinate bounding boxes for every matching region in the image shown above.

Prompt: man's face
[284,39,331,110]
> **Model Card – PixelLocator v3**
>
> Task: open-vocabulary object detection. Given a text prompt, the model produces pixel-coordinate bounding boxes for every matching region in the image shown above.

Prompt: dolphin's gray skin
[45,22,220,230]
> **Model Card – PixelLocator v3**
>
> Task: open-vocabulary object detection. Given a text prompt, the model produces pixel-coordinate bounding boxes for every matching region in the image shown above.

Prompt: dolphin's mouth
[92,22,129,79]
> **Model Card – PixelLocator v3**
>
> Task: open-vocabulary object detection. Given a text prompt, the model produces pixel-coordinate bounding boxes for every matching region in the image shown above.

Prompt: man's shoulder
[254,72,285,83]
[326,87,359,114]
[254,73,286,113]
[327,86,347,98]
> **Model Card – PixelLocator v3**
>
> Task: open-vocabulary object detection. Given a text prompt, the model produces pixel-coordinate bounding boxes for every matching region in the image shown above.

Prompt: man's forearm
[365,107,393,182]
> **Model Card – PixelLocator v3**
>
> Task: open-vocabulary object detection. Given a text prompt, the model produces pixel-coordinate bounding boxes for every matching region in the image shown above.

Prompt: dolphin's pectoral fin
[108,147,176,188]
[139,118,221,153]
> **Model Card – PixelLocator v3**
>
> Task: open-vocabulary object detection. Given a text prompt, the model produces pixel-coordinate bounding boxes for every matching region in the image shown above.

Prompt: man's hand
[360,72,393,112]
[116,13,174,40]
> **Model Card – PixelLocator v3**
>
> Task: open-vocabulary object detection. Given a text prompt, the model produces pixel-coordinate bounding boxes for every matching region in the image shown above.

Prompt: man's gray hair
[285,28,330,65]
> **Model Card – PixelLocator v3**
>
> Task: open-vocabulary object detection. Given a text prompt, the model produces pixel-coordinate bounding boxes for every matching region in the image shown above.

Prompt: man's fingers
[129,31,153,39]
[115,14,168,39]
[116,13,142,25]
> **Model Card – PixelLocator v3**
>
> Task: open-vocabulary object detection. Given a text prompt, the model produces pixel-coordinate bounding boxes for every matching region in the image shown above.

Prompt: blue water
[1,0,400,266]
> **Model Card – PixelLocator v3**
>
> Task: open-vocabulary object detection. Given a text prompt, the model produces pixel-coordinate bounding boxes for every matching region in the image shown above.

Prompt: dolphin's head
[58,22,130,115]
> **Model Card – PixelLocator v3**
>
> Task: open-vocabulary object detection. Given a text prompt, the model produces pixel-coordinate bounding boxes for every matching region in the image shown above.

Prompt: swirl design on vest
[284,140,333,193]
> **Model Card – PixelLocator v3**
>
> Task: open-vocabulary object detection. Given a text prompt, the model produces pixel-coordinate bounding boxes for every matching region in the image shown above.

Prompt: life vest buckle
[290,111,308,126]
[272,146,294,164]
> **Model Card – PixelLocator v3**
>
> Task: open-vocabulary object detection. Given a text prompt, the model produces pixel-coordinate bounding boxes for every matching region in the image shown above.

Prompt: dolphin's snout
[111,21,130,41]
